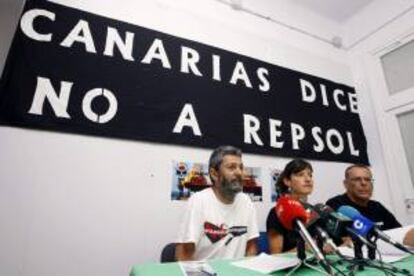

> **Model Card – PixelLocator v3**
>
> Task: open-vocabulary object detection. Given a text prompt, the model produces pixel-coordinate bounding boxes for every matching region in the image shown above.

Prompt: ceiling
[291,0,374,23]
[227,0,414,49]
[2,0,413,50]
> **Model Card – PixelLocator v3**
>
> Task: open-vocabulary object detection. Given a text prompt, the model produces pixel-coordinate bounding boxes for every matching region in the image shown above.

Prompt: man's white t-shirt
[177,188,259,260]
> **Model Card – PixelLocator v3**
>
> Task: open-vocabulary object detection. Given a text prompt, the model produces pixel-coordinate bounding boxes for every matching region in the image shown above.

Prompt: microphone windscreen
[338,205,375,236]
[352,214,375,236]
[337,205,360,220]
[307,209,320,226]
[314,203,334,213]
[275,195,308,231]
[307,204,352,238]
[297,202,319,226]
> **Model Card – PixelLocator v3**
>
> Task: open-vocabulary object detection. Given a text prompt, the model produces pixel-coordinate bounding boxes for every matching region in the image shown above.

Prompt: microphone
[307,203,376,253]
[276,196,309,231]
[338,205,414,255]
[337,206,374,237]
[304,202,371,261]
[309,203,353,239]
[313,225,343,257]
[301,203,342,255]
[276,196,332,274]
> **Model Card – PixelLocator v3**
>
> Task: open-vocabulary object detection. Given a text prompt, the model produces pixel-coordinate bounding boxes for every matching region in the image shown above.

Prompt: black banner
[0,0,369,164]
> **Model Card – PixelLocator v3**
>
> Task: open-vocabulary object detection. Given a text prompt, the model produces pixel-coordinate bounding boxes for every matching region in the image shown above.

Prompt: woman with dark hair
[266,159,314,254]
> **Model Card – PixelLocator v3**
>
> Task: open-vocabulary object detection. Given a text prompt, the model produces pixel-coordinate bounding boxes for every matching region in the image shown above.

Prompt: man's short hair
[344,164,371,179]
[208,145,242,182]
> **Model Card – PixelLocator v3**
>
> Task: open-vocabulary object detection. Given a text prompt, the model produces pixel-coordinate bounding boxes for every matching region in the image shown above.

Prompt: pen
[201,269,217,276]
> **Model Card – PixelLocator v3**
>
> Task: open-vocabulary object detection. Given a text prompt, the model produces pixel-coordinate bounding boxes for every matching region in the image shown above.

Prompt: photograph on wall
[270,168,283,202]
[242,166,263,202]
[171,161,211,201]
[171,161,263,201]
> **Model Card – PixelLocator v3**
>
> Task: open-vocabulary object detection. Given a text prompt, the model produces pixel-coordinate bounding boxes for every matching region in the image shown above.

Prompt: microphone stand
[287,235,331,276]
[346,236,413,276]
[367,234,377,260]
[366,235,413,276]
[286,221,334,276]
[345,227,378,274]
[349,238,364,276]
[364,259,413,276]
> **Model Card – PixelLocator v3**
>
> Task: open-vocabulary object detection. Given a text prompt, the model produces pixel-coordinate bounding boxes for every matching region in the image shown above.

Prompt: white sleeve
[176,196,204,244]
[384,224,414,244]
[247,201,259,240]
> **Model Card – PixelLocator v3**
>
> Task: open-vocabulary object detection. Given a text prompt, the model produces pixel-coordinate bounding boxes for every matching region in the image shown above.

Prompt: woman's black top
[266,207,298,252]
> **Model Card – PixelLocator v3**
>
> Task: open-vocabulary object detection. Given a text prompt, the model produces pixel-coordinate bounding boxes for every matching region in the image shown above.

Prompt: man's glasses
[349,177,374,183]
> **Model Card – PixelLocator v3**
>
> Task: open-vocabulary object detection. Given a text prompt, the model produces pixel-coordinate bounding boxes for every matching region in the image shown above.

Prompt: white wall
[0,0,24,74]
[343,0,414,49]
[348,4,414,224]
[0,1,396,276]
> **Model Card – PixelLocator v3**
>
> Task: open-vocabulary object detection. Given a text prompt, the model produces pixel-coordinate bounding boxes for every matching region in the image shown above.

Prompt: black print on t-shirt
[204,222,247,244]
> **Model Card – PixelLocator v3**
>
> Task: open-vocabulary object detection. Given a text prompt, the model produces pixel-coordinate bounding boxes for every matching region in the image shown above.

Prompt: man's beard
[220,177,243,198]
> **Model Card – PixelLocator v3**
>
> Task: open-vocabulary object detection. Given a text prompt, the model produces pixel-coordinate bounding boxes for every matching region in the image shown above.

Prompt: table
[130,255,414,275]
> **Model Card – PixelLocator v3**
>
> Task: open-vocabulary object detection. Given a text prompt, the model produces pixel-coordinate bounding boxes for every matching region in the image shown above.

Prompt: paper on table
[179,261,216,276]
[231,253,300,274]
[337,246,410,263]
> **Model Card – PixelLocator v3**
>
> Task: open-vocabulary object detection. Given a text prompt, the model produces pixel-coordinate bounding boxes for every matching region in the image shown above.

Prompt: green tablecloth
[130,255,414,276]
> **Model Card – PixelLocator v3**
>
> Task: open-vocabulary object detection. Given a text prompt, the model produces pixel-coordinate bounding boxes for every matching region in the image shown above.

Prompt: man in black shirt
[326,164,401,231]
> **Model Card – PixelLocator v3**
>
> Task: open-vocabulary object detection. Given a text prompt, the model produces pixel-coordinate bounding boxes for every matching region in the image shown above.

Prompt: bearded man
[175,146,259,261]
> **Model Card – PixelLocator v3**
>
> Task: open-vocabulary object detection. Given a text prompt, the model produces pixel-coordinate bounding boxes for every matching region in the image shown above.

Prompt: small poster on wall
[171,161,263,202]
[243,166,262,202]
[171,161,211,201]
[270,168,283,202]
